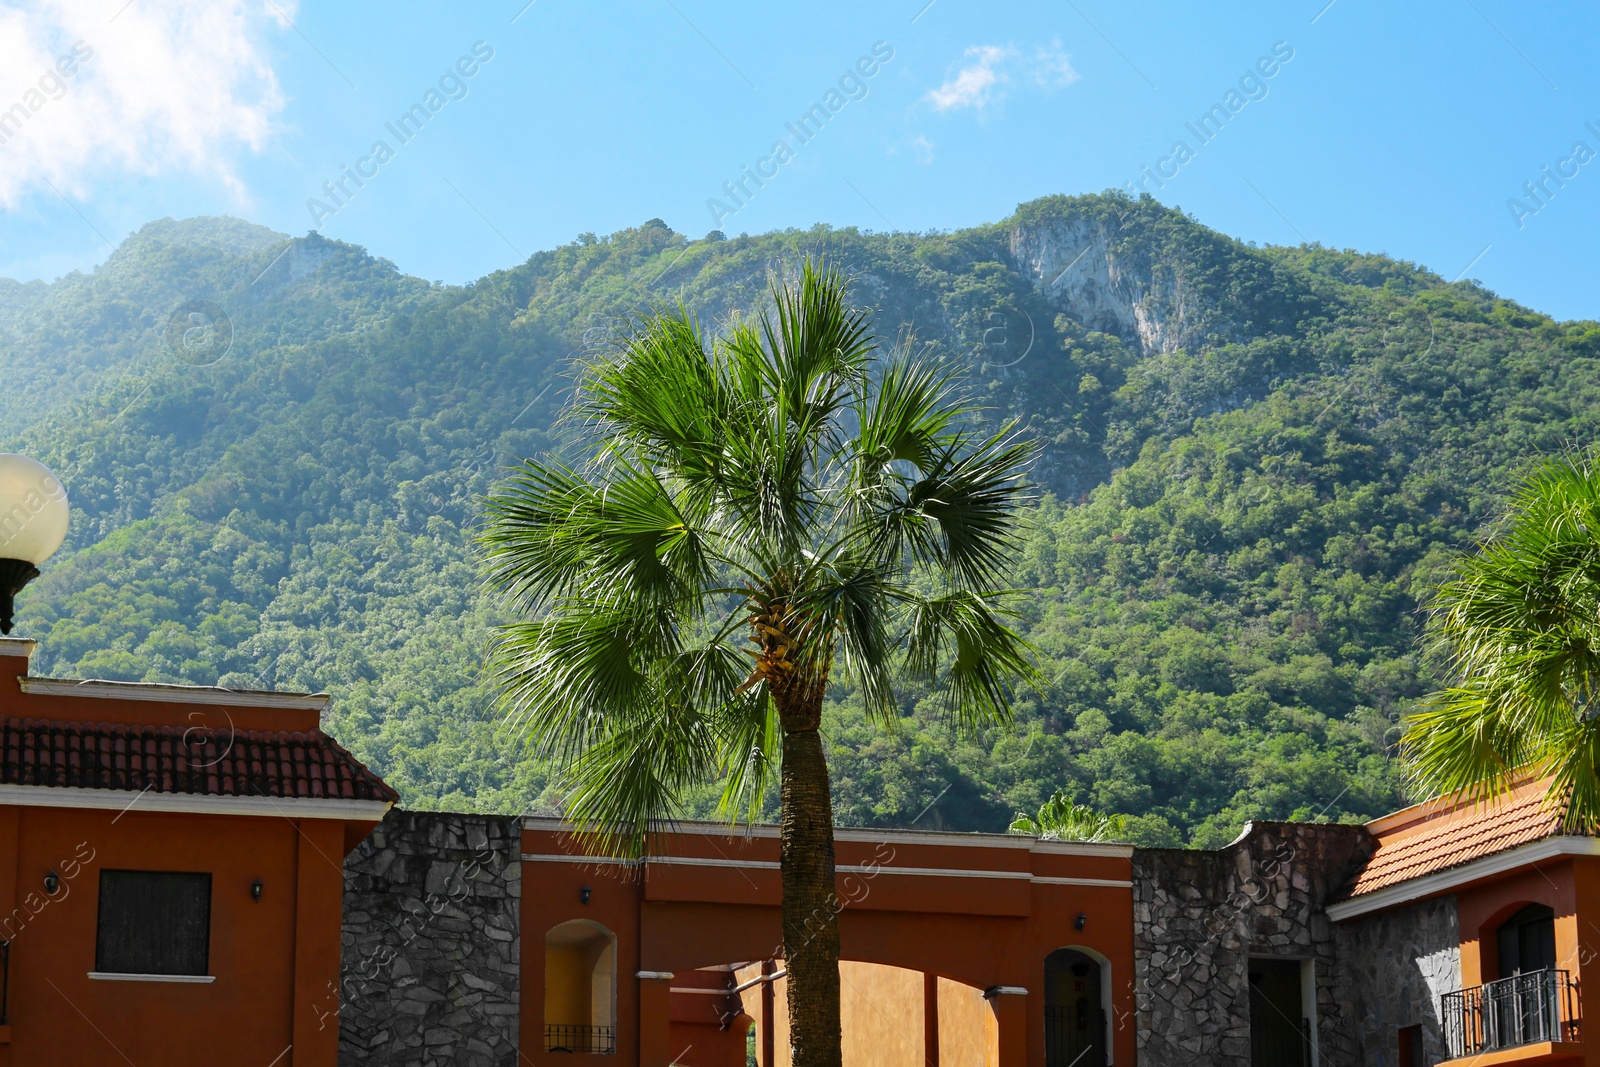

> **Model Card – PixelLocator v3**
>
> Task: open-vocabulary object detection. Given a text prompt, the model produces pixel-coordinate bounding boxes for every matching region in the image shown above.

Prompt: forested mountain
[4,193,1596,846]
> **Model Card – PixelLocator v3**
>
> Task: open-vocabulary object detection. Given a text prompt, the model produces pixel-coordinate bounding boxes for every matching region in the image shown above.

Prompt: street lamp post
[0,454,70,634]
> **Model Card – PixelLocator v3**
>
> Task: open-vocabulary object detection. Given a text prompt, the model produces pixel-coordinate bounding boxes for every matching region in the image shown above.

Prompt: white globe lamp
[0,454,70,634]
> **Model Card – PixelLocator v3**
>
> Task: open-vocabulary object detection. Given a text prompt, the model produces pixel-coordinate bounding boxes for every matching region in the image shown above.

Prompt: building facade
[341,783,1600,1067]
[1326,777,1599,1067]
[2,625,1593,1067]
[0,636,395,1067]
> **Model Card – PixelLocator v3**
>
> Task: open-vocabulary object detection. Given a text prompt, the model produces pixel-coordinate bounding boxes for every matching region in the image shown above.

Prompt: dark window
[1398,1023,1427,1067]
[95,870,211,976]
[1496,903,1556,978]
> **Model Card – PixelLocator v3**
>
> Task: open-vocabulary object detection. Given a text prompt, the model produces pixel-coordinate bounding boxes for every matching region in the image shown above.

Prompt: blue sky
[2,1,1597,320]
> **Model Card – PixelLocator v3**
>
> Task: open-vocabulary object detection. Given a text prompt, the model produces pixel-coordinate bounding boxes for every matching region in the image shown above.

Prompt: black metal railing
[1044,1004,1107,1066]
[1442,969,1578,1057]
[545,1024,616,1054]
[1248,1013,1311,1067]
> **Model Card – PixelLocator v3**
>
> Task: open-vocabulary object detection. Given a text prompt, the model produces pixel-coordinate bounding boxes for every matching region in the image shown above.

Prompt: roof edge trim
[19,676,329,710]
[1328,835,1600,921]
[0,782,390,820]
[521,816,1133,857]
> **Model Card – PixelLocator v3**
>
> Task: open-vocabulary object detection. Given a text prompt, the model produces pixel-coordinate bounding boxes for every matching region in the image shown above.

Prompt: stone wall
[1333,897,1460,1066]
[1132,821,1372,1067]
[333,810,1461,1067]
[339,811,522,1067]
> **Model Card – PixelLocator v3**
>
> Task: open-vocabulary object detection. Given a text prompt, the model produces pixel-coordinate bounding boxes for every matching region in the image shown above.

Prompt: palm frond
[715,686,780,824]
[896,426,1037,589]
[903,590,1041,729]
[1008,788,1128,843]
[560,694,720,858]
[1407,450,1600,827]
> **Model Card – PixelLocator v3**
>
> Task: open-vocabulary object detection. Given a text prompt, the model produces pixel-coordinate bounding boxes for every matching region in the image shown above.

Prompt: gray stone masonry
[339,811,522,1067]
[1333,896,1460,1067]
[1132,821,1372,1067]
[332,810,1465,1067]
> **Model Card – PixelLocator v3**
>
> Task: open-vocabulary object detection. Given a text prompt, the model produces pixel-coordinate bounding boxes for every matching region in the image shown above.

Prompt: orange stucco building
[11,614,1600,1067]
[0,636,395,1067]
[502,776,1600,1067]
[1327,777,1600,1067]
[520,818,1137,1067]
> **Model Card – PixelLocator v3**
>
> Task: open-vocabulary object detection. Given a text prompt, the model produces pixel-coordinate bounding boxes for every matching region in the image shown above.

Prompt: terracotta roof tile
[1346,782,1566,897]
[0,717,397,804]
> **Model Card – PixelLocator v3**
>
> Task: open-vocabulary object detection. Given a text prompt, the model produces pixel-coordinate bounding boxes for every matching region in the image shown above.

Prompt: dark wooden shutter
[95,870,212,976]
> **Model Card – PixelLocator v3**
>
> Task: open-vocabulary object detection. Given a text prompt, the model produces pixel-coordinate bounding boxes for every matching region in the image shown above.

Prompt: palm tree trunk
[780,723,843,1067]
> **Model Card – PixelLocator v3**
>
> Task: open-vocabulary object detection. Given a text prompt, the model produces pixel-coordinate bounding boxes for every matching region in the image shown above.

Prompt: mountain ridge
[2,191,1594,846]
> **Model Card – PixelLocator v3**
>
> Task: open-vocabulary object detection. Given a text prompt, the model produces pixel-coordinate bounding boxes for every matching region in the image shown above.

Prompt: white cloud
[1033,41,1081,89]
[911,134,935,165]
[924,42,1081,113]
[0,0,290,209]
[925,45,1014,112]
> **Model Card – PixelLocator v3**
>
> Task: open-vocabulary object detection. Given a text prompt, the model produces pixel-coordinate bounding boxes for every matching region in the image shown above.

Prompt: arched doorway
[1045,948,1107,1067]
[545,919,617,1054]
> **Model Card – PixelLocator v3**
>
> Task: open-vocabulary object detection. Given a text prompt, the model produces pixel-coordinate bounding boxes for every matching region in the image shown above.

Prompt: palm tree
[1403,451,1600,828]
[1008,788,1128,843]
[480,261,1036,1067]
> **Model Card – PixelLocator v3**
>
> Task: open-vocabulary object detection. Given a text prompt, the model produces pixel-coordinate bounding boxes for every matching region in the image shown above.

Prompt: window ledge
[87,972,215,984]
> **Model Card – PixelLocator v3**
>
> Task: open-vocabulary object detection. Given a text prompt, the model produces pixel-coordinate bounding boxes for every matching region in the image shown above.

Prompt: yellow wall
[545,942,590,1026]
[839,961,925,1066]
[591,939,616,1027]
[742,963,993,1067]
[545,928,614,1027]
[939,976,998,1067]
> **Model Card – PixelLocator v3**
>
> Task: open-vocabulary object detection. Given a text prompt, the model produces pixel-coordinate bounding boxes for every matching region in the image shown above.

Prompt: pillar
[0,806,17,1064]
[637,970,674,1067]
[762,961,777,1067]
[986,986,1028,1067]
[291,819,346,1067]
[923,972,940,1066]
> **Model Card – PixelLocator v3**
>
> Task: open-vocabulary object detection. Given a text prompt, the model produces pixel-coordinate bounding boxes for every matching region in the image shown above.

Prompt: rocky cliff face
[1009,212,1228,356]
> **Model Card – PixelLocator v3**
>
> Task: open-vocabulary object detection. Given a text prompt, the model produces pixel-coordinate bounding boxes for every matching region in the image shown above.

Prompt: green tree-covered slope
[4,194,1596,846]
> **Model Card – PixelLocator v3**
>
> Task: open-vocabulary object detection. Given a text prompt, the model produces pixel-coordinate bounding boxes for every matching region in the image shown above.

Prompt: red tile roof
[1346,780,1565,897]
[0,717,398,803]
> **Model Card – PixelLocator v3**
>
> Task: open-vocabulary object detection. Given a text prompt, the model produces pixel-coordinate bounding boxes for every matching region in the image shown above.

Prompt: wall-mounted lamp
[43,869,60,895]
[1074,912,1087,931]
[251,879,263,902]
[580,885,592,905]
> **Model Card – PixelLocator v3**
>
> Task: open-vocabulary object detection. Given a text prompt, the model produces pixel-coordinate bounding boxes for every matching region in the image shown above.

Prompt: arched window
[1044,947,1109,1066]
[1496,904,1556,979]
[545,920,617,1054]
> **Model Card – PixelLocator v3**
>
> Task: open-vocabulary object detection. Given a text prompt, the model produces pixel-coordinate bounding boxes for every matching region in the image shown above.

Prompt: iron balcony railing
[545,1024,616,1054]
[1442,968,1579,1058]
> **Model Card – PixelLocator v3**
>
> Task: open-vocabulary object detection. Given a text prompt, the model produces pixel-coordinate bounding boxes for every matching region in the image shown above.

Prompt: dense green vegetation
[4,193,1596,846]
